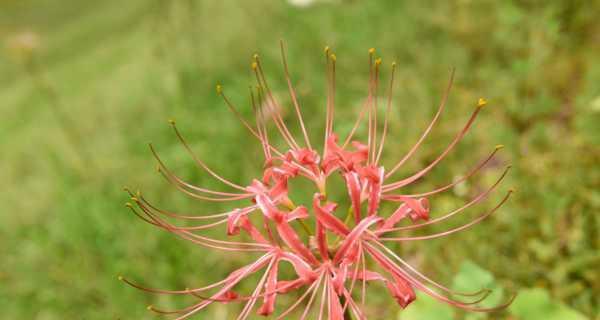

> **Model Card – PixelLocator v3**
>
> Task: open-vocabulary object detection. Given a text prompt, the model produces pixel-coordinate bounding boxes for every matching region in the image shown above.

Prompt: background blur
[1,1,598,319]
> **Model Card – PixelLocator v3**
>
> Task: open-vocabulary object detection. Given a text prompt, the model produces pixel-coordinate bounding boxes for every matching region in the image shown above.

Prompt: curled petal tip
[477,98,488,108]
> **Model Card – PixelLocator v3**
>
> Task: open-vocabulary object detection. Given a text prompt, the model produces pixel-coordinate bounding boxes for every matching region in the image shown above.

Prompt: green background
[1,1,598,319]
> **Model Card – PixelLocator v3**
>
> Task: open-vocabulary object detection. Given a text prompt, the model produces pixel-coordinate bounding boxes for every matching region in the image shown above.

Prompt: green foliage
[1,0,598,319]
[509,288,587,320]
[452,261,504,320]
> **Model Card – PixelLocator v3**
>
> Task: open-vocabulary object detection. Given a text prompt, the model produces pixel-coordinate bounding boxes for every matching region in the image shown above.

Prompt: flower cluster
[122,42,514,319]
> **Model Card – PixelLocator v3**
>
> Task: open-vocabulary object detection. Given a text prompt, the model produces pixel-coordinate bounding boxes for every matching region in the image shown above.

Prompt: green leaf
[398,292,454,320]
[509,288,586,320]
[452,261,496,292]
[452,261,503,320]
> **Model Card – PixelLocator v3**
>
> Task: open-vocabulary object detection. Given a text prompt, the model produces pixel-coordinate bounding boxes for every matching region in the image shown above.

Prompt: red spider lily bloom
[121,41,515,319]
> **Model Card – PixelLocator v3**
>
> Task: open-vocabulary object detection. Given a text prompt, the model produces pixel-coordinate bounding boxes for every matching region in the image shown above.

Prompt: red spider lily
[122,41,515,319]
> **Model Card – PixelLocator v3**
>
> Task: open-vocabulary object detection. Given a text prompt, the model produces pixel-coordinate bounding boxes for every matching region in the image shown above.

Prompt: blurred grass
[1,0,599,319]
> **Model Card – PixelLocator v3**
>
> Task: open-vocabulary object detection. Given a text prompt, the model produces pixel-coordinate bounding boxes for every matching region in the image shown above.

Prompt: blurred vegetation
[1,0,598,319]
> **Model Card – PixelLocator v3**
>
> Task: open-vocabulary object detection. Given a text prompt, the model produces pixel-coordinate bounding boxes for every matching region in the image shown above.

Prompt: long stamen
[370,240,492,299]
[360,244,367,308]
[253,54,301,150]
[173,253,275,320]
[280,39,312,149]
[365,243,514,312]
[324,49,337,156]
[379,165,511,234]
[276,273,321,319]
[130,194,231,231]
[118,275,228,295]
[383,97,488,190]
[375,61,397,164]
[367,48,375,164]
[342,95,369,148]
[380,190,513,241]
[342,247,363,312]
[129,202,269,250]
[165,122,247,191]
[253,70,295,151]
[148,142,247,197]
[342,288,367,320]
[385,69,455,179]
[150,148,251,200]
[254,86,325,180]
[371,57,381,164]
[392,145,504,197]
[317,273,329,320]
[139,192,256,220]
[249,87,271,161]
[299,272,325,320]
[222,84,292,162]
[329,54,336,139]
[125,187,249,220]
[156,165,250,202]
[217,84,260,137]
[236,257,275,320]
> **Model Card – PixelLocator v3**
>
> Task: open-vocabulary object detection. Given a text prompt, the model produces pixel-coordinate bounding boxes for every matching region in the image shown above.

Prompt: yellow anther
[368,48,375,54]
[118,275,124,281]
[251,61,258,70]
[168,119,175,125]
[375,58,382,65]
[477,98,488,108]
[156,164,161,172]
[324,46,330,54]
[495,144,505,150]
[330,53,337,62]
[125,202,133,208]
[130,197,138,202]
[392,61,397,67]
[216,84,223,94]
[252,53,259,60]
[147,305,153,311]
[509,188,516,193]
